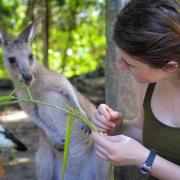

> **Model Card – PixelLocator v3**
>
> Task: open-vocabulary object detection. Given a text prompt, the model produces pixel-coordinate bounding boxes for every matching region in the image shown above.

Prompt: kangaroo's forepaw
[81,124,91,134]
[54,139,65,151]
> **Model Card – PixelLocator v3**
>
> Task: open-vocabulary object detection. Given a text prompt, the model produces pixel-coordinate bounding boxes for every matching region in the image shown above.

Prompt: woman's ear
[162,61,179,73]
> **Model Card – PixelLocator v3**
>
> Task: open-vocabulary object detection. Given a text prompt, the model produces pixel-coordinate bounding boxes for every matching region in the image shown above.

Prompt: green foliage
[0,0,105,78]
[0,0,27,78]
[47,0,106,76]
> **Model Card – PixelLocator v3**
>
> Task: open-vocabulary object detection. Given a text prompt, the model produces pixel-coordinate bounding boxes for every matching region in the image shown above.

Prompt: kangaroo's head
[0,19,41,86]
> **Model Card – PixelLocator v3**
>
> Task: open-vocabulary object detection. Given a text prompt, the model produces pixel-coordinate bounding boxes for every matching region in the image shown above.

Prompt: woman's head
[113,0,180,69]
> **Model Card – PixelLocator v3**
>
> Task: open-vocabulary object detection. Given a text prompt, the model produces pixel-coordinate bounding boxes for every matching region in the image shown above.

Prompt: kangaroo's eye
[28,54,33,60]
[8,57,16,64]
[28,54,33,64]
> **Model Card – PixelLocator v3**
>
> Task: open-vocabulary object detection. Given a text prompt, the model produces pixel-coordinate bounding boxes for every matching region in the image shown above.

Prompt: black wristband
[140,149,156,175]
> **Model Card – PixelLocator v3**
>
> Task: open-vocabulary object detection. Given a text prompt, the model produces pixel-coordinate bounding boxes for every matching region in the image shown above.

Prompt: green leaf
[109,164,115,180]
[0,95,20,106]
[26,88,33,100]
[62,111,73,180]
[0,96,17,104]
[72,109,97,132]
[9,81,24,96]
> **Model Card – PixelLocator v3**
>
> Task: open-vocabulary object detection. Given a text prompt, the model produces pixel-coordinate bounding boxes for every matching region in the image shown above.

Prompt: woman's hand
[92,132,149,167]
[92,104,123,134]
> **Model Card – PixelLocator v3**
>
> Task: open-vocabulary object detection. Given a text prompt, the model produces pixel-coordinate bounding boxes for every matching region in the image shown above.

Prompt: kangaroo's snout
[22,73,33,86]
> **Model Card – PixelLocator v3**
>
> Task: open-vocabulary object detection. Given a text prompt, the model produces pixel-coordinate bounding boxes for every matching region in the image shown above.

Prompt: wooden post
[106,0,138,121]
[0,156,5,177]
[106,0,147,179]
[43,0,49,68]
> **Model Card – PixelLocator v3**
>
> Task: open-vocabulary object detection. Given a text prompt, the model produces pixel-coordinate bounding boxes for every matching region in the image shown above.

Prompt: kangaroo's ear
[0,29,14,46]
[17,18,44,42]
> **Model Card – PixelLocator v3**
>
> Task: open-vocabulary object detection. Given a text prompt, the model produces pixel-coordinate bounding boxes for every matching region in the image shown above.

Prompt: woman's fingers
[92,104,123,135]
[92,132,112,152]
[94,110,115,129]
[108,108,123,124]
[98,104,111,119]
[96,151,109,161]
[93,132,128,144]
[93,120,109,131]
[95,143,109,157]
[104,134,129,142]
[99,105,123,127]
[92,132,146,167]
[92,111,109,130]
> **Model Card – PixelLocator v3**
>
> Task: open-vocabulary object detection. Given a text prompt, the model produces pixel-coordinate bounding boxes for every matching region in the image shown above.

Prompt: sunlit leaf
[0,96,17,103]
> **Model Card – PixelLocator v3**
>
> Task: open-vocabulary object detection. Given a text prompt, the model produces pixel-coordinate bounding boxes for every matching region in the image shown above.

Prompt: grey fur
[0,20,110,180]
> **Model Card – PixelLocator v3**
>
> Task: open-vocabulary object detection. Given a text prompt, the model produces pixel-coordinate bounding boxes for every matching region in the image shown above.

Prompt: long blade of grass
[0,95,97,134]
[109,164,115,180]
[0,96,18,104]
[0,100,22,106]
[0,95,21,106]
[47,95,73,111]
[1,87,98,179]
[2,84,97,178]
[16,97,70,113]
[26,88,33,100]
[9,85,97,133]
[62,112,73,180]
[9,81,24,96]
[72,109,97,132]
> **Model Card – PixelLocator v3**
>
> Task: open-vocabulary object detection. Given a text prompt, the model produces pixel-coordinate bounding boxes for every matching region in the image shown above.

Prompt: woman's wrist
[139,149,157,175]
[135,147,150,167]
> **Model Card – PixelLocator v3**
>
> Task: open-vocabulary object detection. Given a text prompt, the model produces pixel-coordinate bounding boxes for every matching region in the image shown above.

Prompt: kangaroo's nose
[22,73,33,85]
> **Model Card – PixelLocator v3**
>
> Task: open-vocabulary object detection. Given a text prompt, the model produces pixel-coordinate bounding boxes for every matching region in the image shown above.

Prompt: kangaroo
[0,20,110,180]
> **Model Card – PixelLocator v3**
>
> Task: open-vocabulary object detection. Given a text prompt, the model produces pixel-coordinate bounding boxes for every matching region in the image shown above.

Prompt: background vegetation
[0,0,106,78]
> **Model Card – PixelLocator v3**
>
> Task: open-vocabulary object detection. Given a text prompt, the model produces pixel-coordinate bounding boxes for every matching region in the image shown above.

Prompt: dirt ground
[0,75,105,180]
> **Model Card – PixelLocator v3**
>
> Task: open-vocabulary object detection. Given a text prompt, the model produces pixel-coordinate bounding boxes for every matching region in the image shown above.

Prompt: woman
[92,0,180,179]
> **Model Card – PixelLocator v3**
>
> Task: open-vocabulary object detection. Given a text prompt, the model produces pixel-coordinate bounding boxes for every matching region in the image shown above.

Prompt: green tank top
[143,83,180,180]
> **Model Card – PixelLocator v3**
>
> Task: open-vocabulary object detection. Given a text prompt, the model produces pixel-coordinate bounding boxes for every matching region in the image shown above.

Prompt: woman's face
[117,49,175,83]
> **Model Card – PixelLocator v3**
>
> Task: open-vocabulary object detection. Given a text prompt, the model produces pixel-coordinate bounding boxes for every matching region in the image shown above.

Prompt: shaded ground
[0,110,38,180]
[0,74,105,180]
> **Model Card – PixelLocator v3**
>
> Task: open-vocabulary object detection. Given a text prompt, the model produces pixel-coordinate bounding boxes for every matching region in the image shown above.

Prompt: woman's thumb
[108,108,122,121]
[111,111,121,120]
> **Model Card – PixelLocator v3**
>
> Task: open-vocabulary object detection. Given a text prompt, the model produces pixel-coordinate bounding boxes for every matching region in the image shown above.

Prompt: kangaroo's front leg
[35,130,59,180]
[59,89,92,133]
[25,103,65,148]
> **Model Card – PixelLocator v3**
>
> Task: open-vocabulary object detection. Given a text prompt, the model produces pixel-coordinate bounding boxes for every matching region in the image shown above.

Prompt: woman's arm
[151,155,180,180]
[118,111,143,142]
[92,133,180,180]
[114,82,148,142]
[92,82,147,142]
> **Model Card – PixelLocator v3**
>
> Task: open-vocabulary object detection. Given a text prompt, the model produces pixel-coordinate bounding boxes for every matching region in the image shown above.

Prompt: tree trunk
[106,0,138,120]
[43,0,49,68]
[106,0,147,179]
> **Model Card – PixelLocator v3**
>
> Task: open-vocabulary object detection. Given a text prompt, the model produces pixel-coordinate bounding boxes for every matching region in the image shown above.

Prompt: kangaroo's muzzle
[22,73,33,86]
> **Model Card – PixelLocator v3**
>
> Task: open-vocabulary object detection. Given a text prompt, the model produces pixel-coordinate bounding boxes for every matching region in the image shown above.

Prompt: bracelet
[139,149,156,175]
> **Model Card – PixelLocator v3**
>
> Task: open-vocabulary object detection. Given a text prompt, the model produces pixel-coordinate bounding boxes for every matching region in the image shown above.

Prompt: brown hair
[113,0,180,68]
